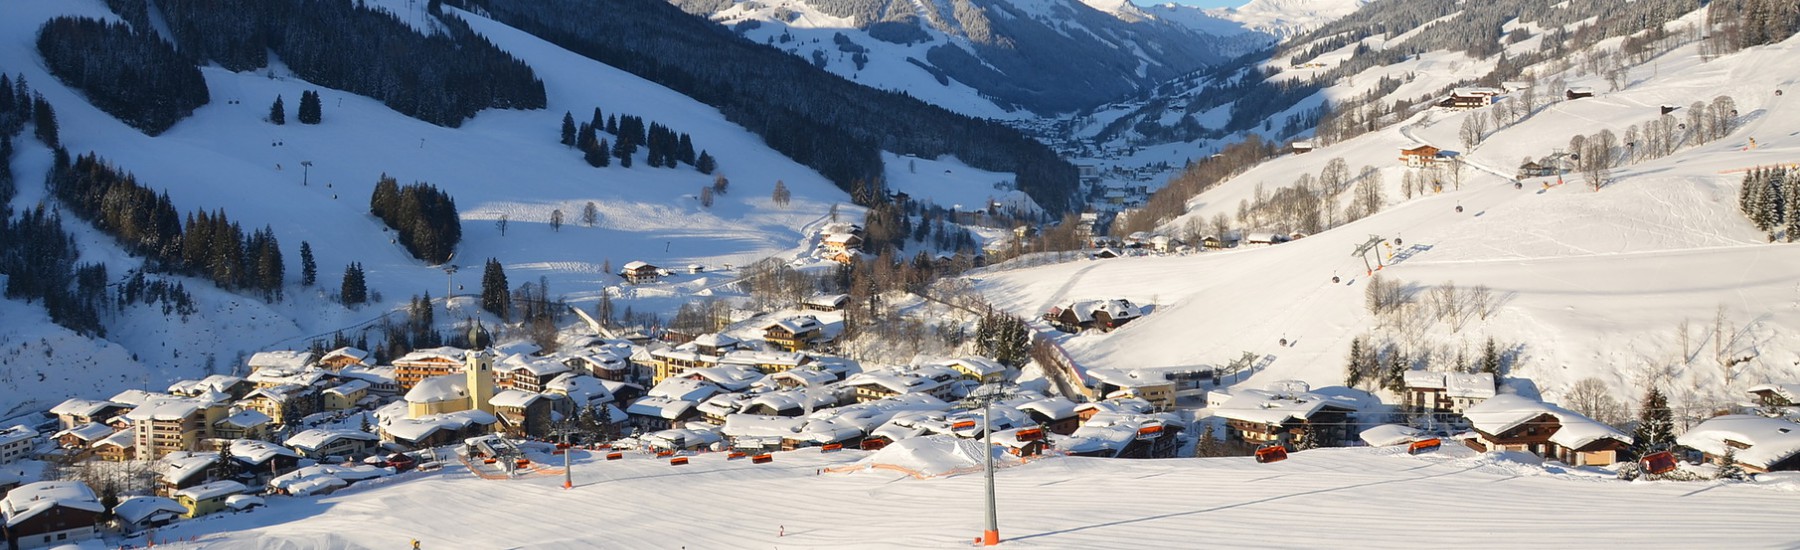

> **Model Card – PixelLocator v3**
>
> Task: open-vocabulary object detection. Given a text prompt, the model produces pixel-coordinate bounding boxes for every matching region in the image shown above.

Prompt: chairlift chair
[1254,445,1289,463]
[1640,451,1678,475]
[1407,438,1442,455]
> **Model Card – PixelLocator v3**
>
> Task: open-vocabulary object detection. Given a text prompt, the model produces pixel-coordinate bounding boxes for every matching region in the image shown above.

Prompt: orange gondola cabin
[1255,445,1288,463]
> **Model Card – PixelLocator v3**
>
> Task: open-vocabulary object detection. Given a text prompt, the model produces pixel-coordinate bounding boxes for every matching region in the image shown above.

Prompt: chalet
[1517,161,1557,178]
[718,349,814,377]
[337,365,399,396]
[1399,145,1443,168]
[322,380,371,411]
[490,390,559,438]
[91,431,135,462]
[803,293,849,312]
[738,389,841,417]
[641,427,726,453]
[240,384,321,427]
[1,481,103,549]
[393,346,468,392]
[1092,247,1122,259]
[649,334,743,383]
[1088,369,1177,412]
[1015,397,1082,436]
[52,423,114,454]
[1565,87,1595,100]
[285,429,380,459]
[1214,383,1371,448]
[497,356,570,393]
[761,316,824,352]
[212,409,273,441]
[1461,394,1632,466]
[619,261,662,284]
[126,397,227,459]
[842,367,964,404]
[224,439,301,484]
[1676,415,1800,473]
[48,398,127,431]
[940,357,1006,384]
[766,367,839,389]
[1290,140,1315,154]
[173,480,246,518]
[380,410,496,449]
[696,393,752,424]
[1199,234,1236,249]
[156,453,220,496]
[682,365,765,393]
[1439,87,1502,109]
[565,349,632,382]
[544,373,618,408]
[1243,232,1288,245]
[1043,298,1144,333]
[1060,412,1184,459]
[0,426,35,465]
[1748,383,1800,410]
[624,397,699,432]
[318,347,372,370]
[111,495,186,533]
[244,367,330,391]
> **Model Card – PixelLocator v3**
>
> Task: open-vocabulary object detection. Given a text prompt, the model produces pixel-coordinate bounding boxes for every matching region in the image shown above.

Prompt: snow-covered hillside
[142,444,1800,548]
[976,21,1800,412]
[0,0,898,416]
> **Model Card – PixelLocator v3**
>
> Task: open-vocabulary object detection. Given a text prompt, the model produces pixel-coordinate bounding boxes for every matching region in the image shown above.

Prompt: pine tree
[270,94,286,125]
[613,137,632,167]
[591,107,604,134]
[32,95,58,149]
[605,114,617,135]
[1384,348,1409,392]
[1344,336,1367,388]
[1715,447,1746,480]
[1785,170,1800,241]
[561,112,576,147]
[695,150,716,174]
[1196,423,1226,457]
[1480,337,1501,374]
[340,262,367,305]
[586,139,610,167]
[1632,387,1675,453]
[299,241,316,286]
[481,258,510,320]
[677,133,696,165]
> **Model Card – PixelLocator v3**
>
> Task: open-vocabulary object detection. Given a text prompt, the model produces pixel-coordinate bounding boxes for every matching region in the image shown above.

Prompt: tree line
[50,152,289,300]
[563,107,711,172]
[462,0,1078,213]
[369,175,462,264]
[36,16,209,135]
[150,0,544,127]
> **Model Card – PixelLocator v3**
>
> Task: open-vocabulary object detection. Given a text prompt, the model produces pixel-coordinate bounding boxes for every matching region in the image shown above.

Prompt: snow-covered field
[976,30,1800,410]
[156,445,1800,548]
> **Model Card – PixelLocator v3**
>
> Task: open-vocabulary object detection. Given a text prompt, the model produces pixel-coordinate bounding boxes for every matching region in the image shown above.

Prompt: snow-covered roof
[943,357,1005,377]
[124,396,211,422]
[1676,415,1800,470]
[647,377,720,402]
[1054,298,1143,323]
[225,494,265,509]
[285,428,379,451]
[804,294,849,308]
[112,495,186,525]
[168,374,246,395]
[1016,396,1081,420]
[741,388,839,416]
[325,380,371,397]
[545,373,616,405]
[1445,373,1496,399]
[218,409,272,428]
[50,398,118,418]
[0,425,35,447]
[2,481,102,527]
[231,439,300,464]
[641,427,724,450]
[248,350,314,371]
[94,430,134,449]
[1748,383,1800,402]
[767,367,837,387]
[1463,394,1631,449]
[1402,370,1446,390]
[490,389,547,409]
[1060,412,1178,457]
[811,393,951,433]
[1213,388,1364,426]
[1087,368,1171,389]
[719,350,811,369]
[244,383,314,404]
[626,397,698,420]
[109,389,163,407]
[692,333,740,349]
[382,410,496,442]
[1360,424,1428,447]
[175,480,247,501]
[497,354,571,378]
[621,260,654,271]
[405,374,470,404]
[336,365,398,387]
[54,422,114,443]
[681,364,765,391]
[762,316,821,334]
[394,347,466,365]
[844,367,954,395]
[246,368,329,388]
[271,464,392,492]
[158,452,218,485]
[322,347,371,365]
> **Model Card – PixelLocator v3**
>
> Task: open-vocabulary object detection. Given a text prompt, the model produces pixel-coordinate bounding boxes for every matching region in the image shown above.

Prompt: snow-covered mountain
[673,0,1243,117]
[982,3,1800,412]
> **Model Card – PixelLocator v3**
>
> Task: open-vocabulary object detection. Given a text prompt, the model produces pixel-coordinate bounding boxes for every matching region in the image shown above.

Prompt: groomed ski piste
[137,443,1800,548]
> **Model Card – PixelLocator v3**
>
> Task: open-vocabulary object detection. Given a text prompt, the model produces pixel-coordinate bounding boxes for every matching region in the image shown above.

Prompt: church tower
[465,350,495,415]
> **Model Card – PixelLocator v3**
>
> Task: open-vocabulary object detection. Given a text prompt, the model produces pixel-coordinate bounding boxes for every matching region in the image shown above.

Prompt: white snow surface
[161,445,1800,548]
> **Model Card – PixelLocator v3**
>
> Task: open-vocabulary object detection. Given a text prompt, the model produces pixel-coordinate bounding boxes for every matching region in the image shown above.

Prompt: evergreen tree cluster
[0,74,40,138]
[975,309,1030,367]
[35,17,209,135]
[564,108,703,171]
[1709,0,1800,50]
[480,258,510,320]
[116,271,198,318]
[0,204,108,336]
[340,262,367,305]
[297,90,323,124]
[465,0,1077,212]
[369,175,462,264]
[49,152,288,299]
[1738,167,1800,241]
[154,0,545,127]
